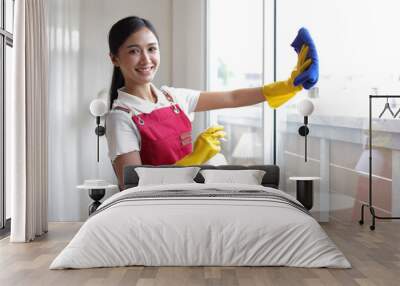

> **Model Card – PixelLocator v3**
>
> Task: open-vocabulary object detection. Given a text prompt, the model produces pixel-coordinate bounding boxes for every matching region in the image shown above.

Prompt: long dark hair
[108,16,159,109]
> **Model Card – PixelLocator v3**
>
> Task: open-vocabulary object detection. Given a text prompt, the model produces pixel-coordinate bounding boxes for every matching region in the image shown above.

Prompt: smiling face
[111,27,160,86]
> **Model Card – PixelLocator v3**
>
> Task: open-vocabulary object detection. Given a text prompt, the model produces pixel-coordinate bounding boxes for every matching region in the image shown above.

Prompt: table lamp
[297,99,314,162]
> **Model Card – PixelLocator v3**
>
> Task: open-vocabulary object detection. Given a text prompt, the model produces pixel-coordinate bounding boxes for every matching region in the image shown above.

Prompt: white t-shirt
[105,84,201,162]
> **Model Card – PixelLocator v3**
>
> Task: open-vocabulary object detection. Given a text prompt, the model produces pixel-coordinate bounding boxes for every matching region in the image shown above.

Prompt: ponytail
[109,67,124,110]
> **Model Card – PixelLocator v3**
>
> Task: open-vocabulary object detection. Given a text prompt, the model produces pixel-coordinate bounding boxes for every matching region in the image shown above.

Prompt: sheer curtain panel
[9,0,49,242]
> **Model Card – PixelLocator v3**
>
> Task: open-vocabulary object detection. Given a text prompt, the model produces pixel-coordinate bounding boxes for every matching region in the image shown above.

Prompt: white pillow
[200,169,266,185]
[135,167,201,186]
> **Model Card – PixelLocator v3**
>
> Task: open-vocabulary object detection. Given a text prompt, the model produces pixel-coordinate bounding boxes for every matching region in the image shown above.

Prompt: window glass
[208,0,264,165]
[0,0,3,29]
[5,43,12,219]
[276,0,400,221]
[6,0,14,33]
[0,37,3,228]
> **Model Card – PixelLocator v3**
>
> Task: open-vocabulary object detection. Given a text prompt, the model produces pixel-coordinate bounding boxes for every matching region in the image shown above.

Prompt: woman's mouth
[135,66,154,75]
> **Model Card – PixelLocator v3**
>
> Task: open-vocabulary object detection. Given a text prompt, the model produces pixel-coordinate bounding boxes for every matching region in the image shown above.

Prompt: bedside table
[77,181,118,215]
[289,177,320,210]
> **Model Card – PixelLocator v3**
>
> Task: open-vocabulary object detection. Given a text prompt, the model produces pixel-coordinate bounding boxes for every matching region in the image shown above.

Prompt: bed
[50,165,350,269]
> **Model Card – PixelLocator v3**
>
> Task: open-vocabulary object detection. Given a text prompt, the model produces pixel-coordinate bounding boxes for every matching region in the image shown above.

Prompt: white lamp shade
[297,99,314,116]
[89,99,108,116]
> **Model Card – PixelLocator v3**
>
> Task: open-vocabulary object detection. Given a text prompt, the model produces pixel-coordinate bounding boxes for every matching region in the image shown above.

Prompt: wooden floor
[0,219,399,286]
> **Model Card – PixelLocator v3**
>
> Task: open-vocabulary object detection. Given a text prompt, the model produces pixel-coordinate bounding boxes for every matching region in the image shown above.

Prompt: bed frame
[123,165,280,190]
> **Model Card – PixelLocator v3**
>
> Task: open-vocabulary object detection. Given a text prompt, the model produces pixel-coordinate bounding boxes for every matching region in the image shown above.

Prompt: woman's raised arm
[194,88,265,112]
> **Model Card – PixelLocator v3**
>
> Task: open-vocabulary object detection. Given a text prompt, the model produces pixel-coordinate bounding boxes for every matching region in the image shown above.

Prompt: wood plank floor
[0,219,399,286]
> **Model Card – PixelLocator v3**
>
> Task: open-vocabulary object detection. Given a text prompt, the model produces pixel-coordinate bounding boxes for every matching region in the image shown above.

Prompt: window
[207,0,264,165]
[276,0,400,221]
[5,0,14,33]
[1,0,14,233]
[207,0,400,222]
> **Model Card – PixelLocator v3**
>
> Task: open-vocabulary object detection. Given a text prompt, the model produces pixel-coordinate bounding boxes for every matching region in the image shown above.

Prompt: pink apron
[113,90,192,165]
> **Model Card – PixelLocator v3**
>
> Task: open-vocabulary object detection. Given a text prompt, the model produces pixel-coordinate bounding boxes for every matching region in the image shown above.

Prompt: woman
[106,16,318,189]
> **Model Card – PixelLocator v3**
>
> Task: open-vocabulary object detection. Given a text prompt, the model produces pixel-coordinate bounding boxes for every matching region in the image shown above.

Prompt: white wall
[48,0,206,221]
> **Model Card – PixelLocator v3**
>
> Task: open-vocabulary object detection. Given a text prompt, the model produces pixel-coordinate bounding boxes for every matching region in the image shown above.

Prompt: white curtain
[47,0,95,222]
[10,0,49,242]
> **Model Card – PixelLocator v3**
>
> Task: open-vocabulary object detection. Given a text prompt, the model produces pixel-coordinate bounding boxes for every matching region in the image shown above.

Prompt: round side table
[77,183,118,215]
[289,177,320,210]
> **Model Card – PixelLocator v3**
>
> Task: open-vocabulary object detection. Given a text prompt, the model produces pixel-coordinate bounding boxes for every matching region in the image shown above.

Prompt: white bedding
[50,183,351,269]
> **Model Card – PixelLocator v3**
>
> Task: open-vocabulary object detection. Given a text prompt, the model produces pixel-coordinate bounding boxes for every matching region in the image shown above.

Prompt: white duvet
[50,183,351,269]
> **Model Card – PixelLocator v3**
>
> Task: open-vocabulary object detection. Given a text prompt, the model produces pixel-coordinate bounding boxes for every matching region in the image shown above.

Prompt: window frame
[0,0,13,234]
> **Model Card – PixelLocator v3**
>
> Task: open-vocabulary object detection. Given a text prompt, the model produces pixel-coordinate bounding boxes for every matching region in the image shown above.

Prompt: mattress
[50,183,351,269]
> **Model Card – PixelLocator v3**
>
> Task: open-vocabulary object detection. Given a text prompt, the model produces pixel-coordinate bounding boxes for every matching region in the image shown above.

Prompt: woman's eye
[129,49,140,55]
[149,47,158,53]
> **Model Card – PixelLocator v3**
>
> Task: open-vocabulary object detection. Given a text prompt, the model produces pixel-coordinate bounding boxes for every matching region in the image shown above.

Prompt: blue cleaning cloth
[291,27,319,89]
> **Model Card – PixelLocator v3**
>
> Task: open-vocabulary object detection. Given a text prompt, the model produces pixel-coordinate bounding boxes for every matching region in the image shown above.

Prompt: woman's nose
[140,51,151,63]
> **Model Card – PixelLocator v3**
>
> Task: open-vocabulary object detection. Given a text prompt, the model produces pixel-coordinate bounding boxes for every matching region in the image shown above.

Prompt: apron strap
[160,88,175,103]
[160,88,181,114]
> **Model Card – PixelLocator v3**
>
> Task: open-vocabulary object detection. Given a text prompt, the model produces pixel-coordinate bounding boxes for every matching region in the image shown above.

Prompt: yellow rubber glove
[263,45,312,109]
[175,125,226,166]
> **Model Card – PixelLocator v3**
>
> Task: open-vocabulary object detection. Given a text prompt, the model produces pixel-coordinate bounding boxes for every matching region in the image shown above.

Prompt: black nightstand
[289,177,320,210]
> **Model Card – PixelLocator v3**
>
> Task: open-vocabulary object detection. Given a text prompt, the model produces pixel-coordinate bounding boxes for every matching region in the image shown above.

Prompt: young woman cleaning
[105,16,318,189]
